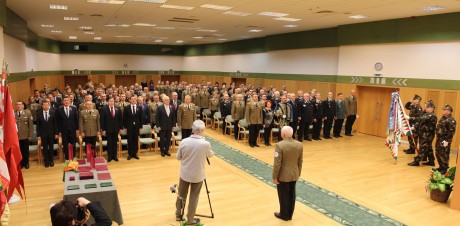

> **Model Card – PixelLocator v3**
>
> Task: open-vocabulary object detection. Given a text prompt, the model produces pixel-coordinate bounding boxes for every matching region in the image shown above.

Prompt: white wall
[0,27,4,65]
[60,54,183,71]
[223,53,267,73]
[338,42,460,80]
[3,34,27,73]
[182,55,223,72]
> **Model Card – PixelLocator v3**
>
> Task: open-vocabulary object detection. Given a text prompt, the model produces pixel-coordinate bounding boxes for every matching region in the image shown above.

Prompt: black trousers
[182,129,192,139]
[333,119,344,137]
[159,129,172,154]
[277,181,297,220]
[42,134,55,164]
[62,133,77,160]
[312,119,323,139]
[297,120,311,141]
[106,131,118,158]
[345,115,356,135]
[19,139,29,166]
[221,117,227,134]
[127,126,139,157]
[264,124,273,144]
[83,136,97,152]
[323,118,333,138]
[199,108,205,120]
[289,121,298,139]
[249,124,260,146]
[233,120,240,140]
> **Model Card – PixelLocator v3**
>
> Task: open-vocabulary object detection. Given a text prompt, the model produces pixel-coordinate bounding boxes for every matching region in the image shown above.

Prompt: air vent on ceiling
[169,19,194,23]
[169,17,199,23]
[90,14,103,17]
[316,10,335,14]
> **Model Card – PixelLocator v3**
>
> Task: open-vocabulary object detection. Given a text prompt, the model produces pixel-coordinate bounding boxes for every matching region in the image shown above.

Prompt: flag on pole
[0,60,11,215]
[385,92,413,160]
[0,60,25,201]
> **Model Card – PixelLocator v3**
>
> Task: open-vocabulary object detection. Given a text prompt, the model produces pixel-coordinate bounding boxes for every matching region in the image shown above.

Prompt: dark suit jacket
[323,99,337,119]
[171,99,182,113]
[155,104,176,131]
[101,106,123,133]
[36,109,58,137]
[123,104,142,130]
[56,105,79,135]
[86,202,112,226]
[298,100,313,122]
[288,100,298,123]
[140,102,150,125]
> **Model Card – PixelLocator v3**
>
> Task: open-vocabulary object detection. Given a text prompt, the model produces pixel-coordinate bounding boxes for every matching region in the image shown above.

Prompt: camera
[170,184,177,193]
[74,205,88,226]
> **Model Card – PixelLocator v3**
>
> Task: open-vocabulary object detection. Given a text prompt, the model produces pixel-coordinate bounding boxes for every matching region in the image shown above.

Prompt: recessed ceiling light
[79,26,93,30]
[160,4,194,10]
[258,12,289,17]
[175,40,184,43]
[200,4,232,11]
[86,0,126,4]
[105,24,130,27]
[136,35,153,38]
[249,29,263,32]
[155,26,175,30]
[213,34,225,37]
[41,24,55,28]
[94,37,102,40]
[240,36,251,38]
[51,30,62,33]
[218,38,227,41]
[223,11,251,16]
[197,29,218,32]
[181,26,201,30]
[64,17,79,21]
[152,37,168,39]
[274,17,301,22]
[84,31,95,35]
[115,35,133,38]
[50,4,68,10]
[283,24,298,28]
[133,23,156,27]
[193,36,203,39]
[154,39,163,43]
[348,15,368,19]
[129,0,167,3]
[422,6,445,11]
[69,36,78,40]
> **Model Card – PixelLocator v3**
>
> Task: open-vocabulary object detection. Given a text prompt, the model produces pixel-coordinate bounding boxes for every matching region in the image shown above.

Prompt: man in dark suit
[219,94,232,135]
[171,92,182,116]
[51,89,62,109]
[297,93,313,142]
[156,96,176,157]
[56,96,79,160]
[272,126,303,221]
[137,96,150,125]
[323,92,336,139]
[101,97,123,162]
[288,94,298,139]
[37,100,58,167]
[123,96,142,160]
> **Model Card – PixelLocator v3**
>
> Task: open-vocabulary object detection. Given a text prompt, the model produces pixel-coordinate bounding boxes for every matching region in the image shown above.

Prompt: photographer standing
[175,120,214,225]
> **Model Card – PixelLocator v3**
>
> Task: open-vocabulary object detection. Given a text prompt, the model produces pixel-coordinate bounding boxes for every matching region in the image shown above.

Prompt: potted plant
[426,167,456,203]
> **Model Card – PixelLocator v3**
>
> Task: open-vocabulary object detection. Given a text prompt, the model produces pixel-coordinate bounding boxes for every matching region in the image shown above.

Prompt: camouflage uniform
[435,105,456,172]
[413,111,437,163]
[404,95,423,153]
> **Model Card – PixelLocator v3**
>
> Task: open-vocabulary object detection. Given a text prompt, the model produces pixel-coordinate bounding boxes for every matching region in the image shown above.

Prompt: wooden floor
[8,129,460,226]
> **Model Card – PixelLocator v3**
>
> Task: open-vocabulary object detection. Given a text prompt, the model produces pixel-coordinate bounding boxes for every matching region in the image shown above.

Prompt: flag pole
[396,96,419,156]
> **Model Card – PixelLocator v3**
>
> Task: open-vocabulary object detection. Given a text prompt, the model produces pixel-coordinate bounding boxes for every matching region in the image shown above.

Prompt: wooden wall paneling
[318,82,330,96]
[309,82,319,93]
[10,80,30,102]
[426,90,441,117]
[104,75,116,86]
[442,91,459,149]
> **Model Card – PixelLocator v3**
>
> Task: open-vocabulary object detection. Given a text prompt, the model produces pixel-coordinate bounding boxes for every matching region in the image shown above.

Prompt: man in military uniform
[220,94,232,135]
[149,95,162,128]
[404,95,423,154]
[177,95,197,139]
[79,94,95,112]
[344,90,358,136]
[96,94,108,111]
[245,94,263,147]
[433,104,457,174]
[323,92,336,139]
[334,93,346,138]
[275,95,291,141]
[231,94,245,140]
[288,93,298,139]
[79,100,101,152]
[408,100,437,166]
[27,96,40,125]
[15,101,33,169]
[312,93,323,140]
[298,93,313,142]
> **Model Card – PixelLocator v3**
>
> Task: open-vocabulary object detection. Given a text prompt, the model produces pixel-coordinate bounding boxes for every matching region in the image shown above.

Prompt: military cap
[443,104,453,112]
[425,100,435,109]
[413,95,422,101]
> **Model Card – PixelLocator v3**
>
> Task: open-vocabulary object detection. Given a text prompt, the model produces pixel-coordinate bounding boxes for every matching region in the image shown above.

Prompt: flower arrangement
[63,157,79,172]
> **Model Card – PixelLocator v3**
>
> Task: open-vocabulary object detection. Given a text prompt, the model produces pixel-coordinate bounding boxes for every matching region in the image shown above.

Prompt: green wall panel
[223,38,266,54]
[0,0,6,27]
[266,28,338,51]
[4,7,28,42]
[59,42,183,55]
[183,43,224,56]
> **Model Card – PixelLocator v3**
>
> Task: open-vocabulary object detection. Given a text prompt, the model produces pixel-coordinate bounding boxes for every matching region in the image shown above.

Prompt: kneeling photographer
[50,197,111,226]
[175,120,214,225]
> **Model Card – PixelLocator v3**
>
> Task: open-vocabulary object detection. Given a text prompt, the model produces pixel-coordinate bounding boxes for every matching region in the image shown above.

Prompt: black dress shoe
[25,164,30,169]
[134,155,140,159]
[274,212,288,221]
[50,162,54,167]
[345,134,353,136]
[165,152,171,156]
[250,145,254,148]
[422,161,435,166]
[127,156,132,160]
[317,138,322,140]
[107,157,112,162]
[45,163,49,168]
[404,149,415,154]
[407,161,420,166]
[338,135,343,137]
[161,153,165,157]
[254,144,260,147]
[114,158,119,162]
[306,139,312,141]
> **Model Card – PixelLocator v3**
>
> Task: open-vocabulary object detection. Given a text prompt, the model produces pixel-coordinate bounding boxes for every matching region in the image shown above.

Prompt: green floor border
[205,136,406,226]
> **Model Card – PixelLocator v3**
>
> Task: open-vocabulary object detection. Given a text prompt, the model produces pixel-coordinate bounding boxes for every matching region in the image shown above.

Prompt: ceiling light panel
[258,12,289,17]
[155,26,175,30]
[115,35,133,37]
[274,17,301,22]
[87,0,126,4]
[422,6,445,11]
[197,29,218,32]
[51,30,62,33]
[69,36,78,39]
[223,11,251,16]
[133,23,156,27]
[94,37,102,40]
[49,4,68,10]
[160,4,194,10]
[175,40,184,43]
[84,31,95,34]
[64,17,79,21]
[348,15,368,19]
[283,24,298,28]
[129,0,167,3]
[80,26,93,30]
[41,24,55,28]
[154,39,163,42]
[249,29,263,32]
[193,36,203,39]
[200,4,233,11]
[105,24,130,27]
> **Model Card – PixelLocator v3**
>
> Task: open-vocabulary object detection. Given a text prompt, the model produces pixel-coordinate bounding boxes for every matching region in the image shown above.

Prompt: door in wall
[29,78,35,95]
[65,76,88,90]
[115,75,136,87]
[231,78,246,86]
[161,75,180,83]
[357,86,398,137]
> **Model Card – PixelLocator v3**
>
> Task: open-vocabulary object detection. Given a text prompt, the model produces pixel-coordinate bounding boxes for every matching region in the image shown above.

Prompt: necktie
[45,111,48,122]
[18,112,21,117]
[90,110,92,115]
[66,108,69,117]
[111,107,114,117]
[132,106,136,115]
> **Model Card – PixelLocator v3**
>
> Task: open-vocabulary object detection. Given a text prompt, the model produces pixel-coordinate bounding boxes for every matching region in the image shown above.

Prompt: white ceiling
[6,0,460,45]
